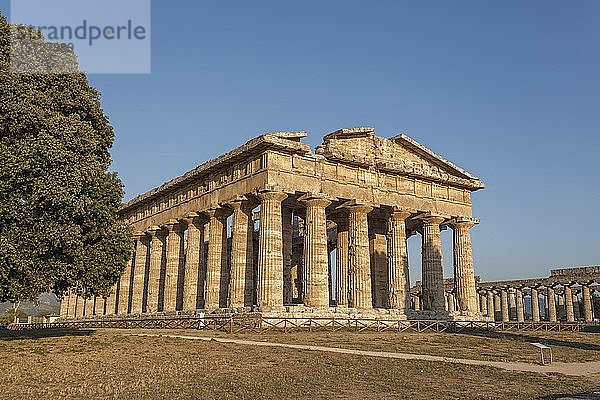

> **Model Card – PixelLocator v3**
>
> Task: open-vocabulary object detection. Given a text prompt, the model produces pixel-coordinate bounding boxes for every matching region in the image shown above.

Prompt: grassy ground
[0,328,599,399]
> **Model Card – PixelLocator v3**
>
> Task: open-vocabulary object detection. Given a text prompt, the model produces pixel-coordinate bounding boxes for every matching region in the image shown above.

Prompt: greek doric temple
[60,127,487,321]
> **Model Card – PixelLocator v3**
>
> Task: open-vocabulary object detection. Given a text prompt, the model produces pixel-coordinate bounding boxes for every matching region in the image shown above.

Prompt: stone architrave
[146,226,165,314]
[564,285,575,323]
[204,208,229,310]
[131,232,149,314]
[531,287,540,322]
[257,190,287,311]
[299,194,332,308]
[420,215,446,312]
[229,197,255,309]
[182,213,204,312]
[163,219,184,312]
[451,217,478,315]
[387,209,411,312]
[343,202,373,309]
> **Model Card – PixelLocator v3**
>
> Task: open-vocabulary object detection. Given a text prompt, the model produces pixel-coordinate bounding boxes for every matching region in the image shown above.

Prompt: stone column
[131,233,149,314]
[573,292,581,320]
[118,245,135,315]
[557,289,566,320]
[387,209,411,313]
[146,226,165,314]
[59,295,70,319]
[205,208,229,310]
[335,217,349,307]
[493,292,501,321]
[181,214,202,311]
[516,288,525,323]
[94,296,105,316]
[420,215,446,312]
[105,282,119,316]
[229,197,255,309]
[582,284,593,322]
[547,286,557,322]
[500,289,509,322]
[282,206,293,306]
[163,219,183,313]
[85,296,95,317]
[447,292,456,312]
[346,203,373,309]
[451,218,478,315]
[68,292,77,319]
[564,285,574,323]
[299,194,332,308]
[531,287,540,322]
[257,190,287,311]
[413,294,421,311]
[486,290,494,318]
[479,292,488,315]
[509,290,517,320]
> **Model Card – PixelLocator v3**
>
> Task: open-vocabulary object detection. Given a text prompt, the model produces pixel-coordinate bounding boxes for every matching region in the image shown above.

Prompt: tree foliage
[0,13,133,303]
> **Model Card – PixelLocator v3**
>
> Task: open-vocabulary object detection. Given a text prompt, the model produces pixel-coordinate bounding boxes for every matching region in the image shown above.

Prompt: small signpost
[530,342,553,365]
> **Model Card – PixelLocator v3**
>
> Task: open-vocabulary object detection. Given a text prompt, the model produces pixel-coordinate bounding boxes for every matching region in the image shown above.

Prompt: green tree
[0,14,133,304]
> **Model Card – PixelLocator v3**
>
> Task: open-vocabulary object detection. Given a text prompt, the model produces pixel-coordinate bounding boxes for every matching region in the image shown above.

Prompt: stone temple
[60,127,487,321]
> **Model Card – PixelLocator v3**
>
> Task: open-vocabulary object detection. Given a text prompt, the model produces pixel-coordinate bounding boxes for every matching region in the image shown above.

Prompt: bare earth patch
[1,328,599,399]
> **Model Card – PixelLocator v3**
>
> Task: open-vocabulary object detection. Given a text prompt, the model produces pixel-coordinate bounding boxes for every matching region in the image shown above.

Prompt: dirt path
[130,333,600,377]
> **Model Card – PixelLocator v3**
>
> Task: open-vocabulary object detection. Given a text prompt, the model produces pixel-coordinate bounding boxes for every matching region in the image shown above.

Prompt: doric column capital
[133,231,146,240]
[450,216,478,230]
[338,200,374,215]
[390,207,412,221]
[256,189,288,203]
[416,213,447,227]
[298,193,333,209]
[146,225,164,237]
[203,205,232,220]
[228,195,256,214]
[181,212,204,228]
[162,219,183,233]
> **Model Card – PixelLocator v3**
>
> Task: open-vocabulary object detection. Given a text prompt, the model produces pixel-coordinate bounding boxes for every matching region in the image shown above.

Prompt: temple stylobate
[60,127,486,321]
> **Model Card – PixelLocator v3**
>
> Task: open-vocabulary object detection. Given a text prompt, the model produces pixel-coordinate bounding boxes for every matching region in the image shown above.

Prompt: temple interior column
[557,289,566,320]
[486,290,494,318]
[547,286,557,322]
[205,208,229,310]
[500,289,509,322]
[564,285,574,323]
[516,287,524,323]
[146,226,165,314]
[229,198,255,309]
[413,294,421,311]
[531,287,540,322]
[420,215,446,312]
[582,284,593,322]
[493,292,501,321]
[369,217,388,308]
[346,203,373,309]
[131,233,149,314]
[452,218,478,315]
[257,190,287,311]
[387,210,411,313]
[282,206,293,305]
[448,292,456,312]
[300,194,331,308]
[118,243,135,315]
[181,213,203,311]
[335,216,349,308]
[509,289,517,321]
[573,291,581,320]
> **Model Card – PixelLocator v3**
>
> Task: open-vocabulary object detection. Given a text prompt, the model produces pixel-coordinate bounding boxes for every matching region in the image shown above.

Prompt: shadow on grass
[0,327,95,340]
[538,391,600,399]
[456,330,600,352]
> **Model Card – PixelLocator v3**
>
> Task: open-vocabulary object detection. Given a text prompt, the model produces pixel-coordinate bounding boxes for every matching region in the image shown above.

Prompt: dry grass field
[1,328,599,399]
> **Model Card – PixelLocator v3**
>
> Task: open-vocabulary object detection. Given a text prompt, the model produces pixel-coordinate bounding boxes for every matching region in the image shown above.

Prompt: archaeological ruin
[60,127,489,322]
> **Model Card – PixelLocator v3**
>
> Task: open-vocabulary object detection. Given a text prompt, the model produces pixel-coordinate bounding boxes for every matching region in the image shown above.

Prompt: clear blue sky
[2,1,599,282]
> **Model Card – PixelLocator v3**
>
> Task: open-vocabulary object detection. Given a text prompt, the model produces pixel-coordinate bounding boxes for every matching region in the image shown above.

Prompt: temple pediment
[315,127,485,190]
